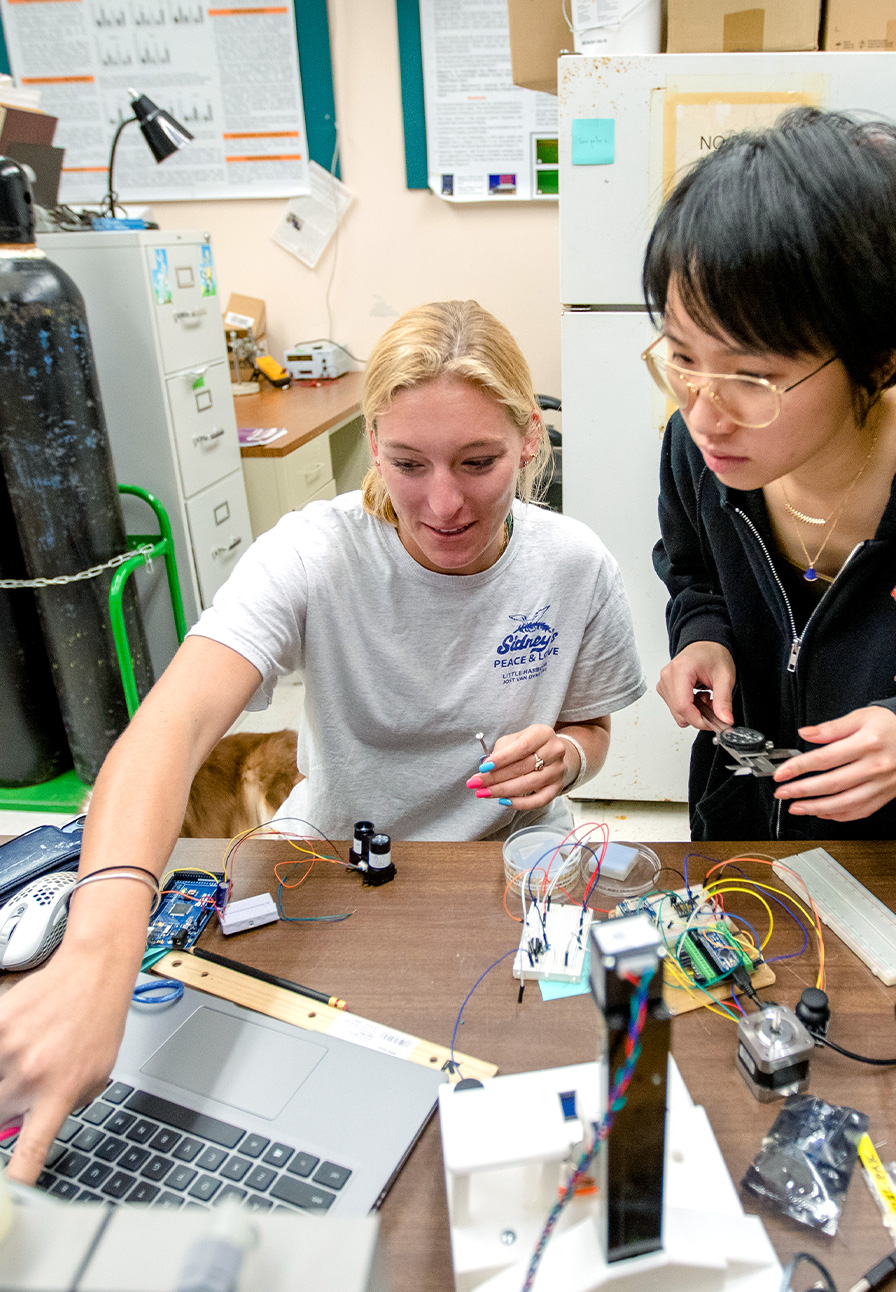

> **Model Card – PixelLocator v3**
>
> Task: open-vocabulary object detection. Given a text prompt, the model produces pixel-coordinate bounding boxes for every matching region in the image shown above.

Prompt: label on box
[224,310,253,329]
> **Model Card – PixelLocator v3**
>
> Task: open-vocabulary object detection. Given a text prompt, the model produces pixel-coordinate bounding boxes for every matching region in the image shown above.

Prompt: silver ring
[534,753,545,772]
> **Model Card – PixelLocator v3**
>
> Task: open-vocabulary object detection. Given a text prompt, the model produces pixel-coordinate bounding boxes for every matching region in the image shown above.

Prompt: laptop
[18,978,446,1216]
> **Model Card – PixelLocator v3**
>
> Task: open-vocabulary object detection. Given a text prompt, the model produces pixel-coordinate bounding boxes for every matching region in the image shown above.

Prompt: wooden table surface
[235,371,364,459]
[161,836,896,1292]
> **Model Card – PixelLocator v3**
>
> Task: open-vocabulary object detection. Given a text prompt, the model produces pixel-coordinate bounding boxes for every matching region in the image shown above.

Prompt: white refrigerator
[558,51,896,801]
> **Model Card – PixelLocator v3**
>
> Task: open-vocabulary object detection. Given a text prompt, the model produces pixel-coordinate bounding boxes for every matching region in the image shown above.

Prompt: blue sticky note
[539,944,592,1002]
[571,118,615,166]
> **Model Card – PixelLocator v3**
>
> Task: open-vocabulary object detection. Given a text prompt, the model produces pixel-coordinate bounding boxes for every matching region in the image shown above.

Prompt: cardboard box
[666,0,821,51]
[506,0,571,95]
[0,103,57,152]
[823,0,896,49]
[222,292,266,340]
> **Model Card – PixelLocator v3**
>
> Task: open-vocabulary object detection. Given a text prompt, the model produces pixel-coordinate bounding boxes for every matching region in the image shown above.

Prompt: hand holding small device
[657,640,736,730]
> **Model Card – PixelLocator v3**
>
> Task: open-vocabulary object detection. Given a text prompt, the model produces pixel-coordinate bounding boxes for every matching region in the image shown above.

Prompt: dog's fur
[180,729,302,838]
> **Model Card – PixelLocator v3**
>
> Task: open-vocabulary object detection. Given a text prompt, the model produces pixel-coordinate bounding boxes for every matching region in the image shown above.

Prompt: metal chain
[0,544,155,590]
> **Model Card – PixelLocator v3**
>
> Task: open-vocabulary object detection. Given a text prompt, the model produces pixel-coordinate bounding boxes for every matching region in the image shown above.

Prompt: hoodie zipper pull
[787,638,801,673]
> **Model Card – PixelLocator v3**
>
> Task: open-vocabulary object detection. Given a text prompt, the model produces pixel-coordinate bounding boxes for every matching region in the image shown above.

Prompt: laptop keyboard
[1,1081,352,1213]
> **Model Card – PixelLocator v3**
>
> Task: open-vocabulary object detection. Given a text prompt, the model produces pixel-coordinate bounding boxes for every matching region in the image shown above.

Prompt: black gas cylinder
[0,463,72,786]
[0,157,154,782]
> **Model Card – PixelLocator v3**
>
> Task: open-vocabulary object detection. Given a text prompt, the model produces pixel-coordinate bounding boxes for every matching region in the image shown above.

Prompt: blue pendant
[803,567,818,583]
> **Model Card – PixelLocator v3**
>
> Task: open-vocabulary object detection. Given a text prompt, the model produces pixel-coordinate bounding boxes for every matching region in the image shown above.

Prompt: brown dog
[180,729,302,838]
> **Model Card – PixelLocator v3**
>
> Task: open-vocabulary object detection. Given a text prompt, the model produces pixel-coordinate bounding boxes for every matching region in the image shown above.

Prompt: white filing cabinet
[37,229,253,677]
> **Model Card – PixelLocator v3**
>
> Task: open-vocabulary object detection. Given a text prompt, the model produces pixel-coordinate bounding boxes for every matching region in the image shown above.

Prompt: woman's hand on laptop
[0,921,141,1185]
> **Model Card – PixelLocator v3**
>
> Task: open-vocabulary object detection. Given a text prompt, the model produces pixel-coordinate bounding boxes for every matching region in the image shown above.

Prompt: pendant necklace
[781,421,881,583]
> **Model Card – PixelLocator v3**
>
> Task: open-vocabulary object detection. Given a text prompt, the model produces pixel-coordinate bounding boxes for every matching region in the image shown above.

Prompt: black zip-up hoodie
[653,412,896,841]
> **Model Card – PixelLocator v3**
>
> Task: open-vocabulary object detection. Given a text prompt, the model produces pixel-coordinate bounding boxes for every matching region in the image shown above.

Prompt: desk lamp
[102,90,193,216]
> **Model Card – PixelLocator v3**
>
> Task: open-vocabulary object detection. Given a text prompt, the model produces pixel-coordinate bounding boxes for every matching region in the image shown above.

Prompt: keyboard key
[55,1118,81,1144]
[286,1152,319,1178]
[80,1162,113,1188]
[196,1146,227,1172]
[244,1165,276,1193]
[188,1174,221,1202]
[45,1144,67,1168]
[150,1128,181,1154]
[128,1181,160,1205]
[313,1162,352,1191]
[96,1136,128,1163]
[124,1091,243,1149]
[72,1128,105,1153]
[154,1192,184,1209]
[105,1112,136,1136]
[271,1176,336,1213]
[82,1102,114,1126]
[126,1119,158,1145]
[141,1156,173,1183]
[36,1171,57,1191]
[102,1171,137,1200]
[104,1082,135,1105]
[221,1156,251,1182]
[78,1191,103,1203]
[216,1185,247,1205]
[56,1151,90,1179]
[81,1163,113,1190]
[173,1137,203,1162]
[262,1143,293,1169]
[50,1179,80,1200]
[239,1134,269,1159]
[166,1166,197,1192]
[244,1195,273,1212]
[118,1147,150,1173]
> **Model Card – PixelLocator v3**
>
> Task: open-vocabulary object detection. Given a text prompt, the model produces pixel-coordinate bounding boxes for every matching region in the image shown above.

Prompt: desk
[234,372,367,536]
[150,837,896,1292]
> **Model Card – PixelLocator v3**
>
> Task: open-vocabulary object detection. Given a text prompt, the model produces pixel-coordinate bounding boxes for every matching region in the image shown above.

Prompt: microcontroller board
[146,870,224,951]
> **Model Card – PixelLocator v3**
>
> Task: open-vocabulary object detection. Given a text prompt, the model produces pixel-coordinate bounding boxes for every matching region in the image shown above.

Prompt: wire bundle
[219,817,359,924]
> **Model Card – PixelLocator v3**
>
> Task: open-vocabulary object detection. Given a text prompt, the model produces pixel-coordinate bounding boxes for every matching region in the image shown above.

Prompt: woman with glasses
[643,107,896,840]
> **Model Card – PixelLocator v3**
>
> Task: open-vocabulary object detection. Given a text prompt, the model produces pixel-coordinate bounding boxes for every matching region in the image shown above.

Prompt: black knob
[796,987,830,1036]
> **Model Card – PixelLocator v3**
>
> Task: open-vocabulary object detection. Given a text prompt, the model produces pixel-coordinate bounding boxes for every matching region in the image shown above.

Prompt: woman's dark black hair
[642,107,896,410]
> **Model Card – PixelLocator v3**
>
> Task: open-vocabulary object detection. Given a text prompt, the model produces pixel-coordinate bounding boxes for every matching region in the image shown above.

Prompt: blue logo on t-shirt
[494,606,560,680]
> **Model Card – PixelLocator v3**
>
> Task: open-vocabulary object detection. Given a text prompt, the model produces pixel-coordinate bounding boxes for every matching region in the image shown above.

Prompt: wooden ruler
[155,951,498,1084]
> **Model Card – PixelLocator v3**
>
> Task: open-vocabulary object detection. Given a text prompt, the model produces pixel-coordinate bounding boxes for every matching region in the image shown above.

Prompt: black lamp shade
[129,93,193,163]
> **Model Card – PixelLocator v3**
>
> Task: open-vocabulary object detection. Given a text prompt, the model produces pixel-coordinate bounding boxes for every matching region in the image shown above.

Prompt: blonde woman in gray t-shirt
[0,300,644,1184]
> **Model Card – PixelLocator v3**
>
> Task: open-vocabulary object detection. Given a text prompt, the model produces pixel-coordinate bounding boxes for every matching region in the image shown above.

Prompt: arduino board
[146,871,223,951]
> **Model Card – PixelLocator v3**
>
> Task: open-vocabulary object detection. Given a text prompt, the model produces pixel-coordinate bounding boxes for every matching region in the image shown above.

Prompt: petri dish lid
[502,825,578,897]
[581,841,661,904]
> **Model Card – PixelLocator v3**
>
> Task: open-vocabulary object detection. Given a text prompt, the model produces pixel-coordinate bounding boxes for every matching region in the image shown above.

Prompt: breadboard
[513,905,592,982]
[155,951,497,1084]
[773,847,896,986]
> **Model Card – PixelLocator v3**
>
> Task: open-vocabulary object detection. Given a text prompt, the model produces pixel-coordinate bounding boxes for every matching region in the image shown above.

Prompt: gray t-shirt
[189,492,645,841]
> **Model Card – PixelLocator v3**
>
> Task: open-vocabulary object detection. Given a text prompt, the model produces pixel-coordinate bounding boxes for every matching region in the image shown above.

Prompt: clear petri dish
[579,841,661,905]
[502,826,579,902]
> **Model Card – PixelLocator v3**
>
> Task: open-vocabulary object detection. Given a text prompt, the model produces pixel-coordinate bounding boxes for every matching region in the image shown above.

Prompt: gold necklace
[784,422,880,583]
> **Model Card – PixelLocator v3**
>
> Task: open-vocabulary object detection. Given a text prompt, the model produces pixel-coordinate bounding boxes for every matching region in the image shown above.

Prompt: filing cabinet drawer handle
[174,308,208,326]
[192,427,227,446]
[211,536,242,559]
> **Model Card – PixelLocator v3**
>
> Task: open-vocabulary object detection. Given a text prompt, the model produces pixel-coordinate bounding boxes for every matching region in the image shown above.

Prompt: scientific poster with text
[0,0,310,203]
[419,0,558,202]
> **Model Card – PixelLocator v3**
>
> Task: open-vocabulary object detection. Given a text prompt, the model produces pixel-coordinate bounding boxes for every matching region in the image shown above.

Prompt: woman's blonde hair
[361,300,551,525]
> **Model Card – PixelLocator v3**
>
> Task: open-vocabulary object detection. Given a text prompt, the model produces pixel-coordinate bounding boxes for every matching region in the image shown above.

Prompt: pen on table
[850,1251,896,1292]
[189,946,347,1010]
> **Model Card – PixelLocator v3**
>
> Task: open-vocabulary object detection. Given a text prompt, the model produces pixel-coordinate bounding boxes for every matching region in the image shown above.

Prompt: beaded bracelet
[557,731,590,794]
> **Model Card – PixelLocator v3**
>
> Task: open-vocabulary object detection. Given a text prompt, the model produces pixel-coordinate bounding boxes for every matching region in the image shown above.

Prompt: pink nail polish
[475,788,491,799]
[0,1124,21,1142]
[467,775,483,789]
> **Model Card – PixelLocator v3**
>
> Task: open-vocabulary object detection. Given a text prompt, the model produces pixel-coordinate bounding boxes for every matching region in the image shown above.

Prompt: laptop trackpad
[141,1006,327,1120]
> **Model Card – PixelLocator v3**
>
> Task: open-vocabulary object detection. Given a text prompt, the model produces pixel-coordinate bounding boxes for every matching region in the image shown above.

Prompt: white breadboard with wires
[773,847,896,986]
[513,903,593,983]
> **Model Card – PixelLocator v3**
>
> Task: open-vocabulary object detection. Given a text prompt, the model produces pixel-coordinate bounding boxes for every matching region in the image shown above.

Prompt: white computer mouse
[0,871,77,971]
